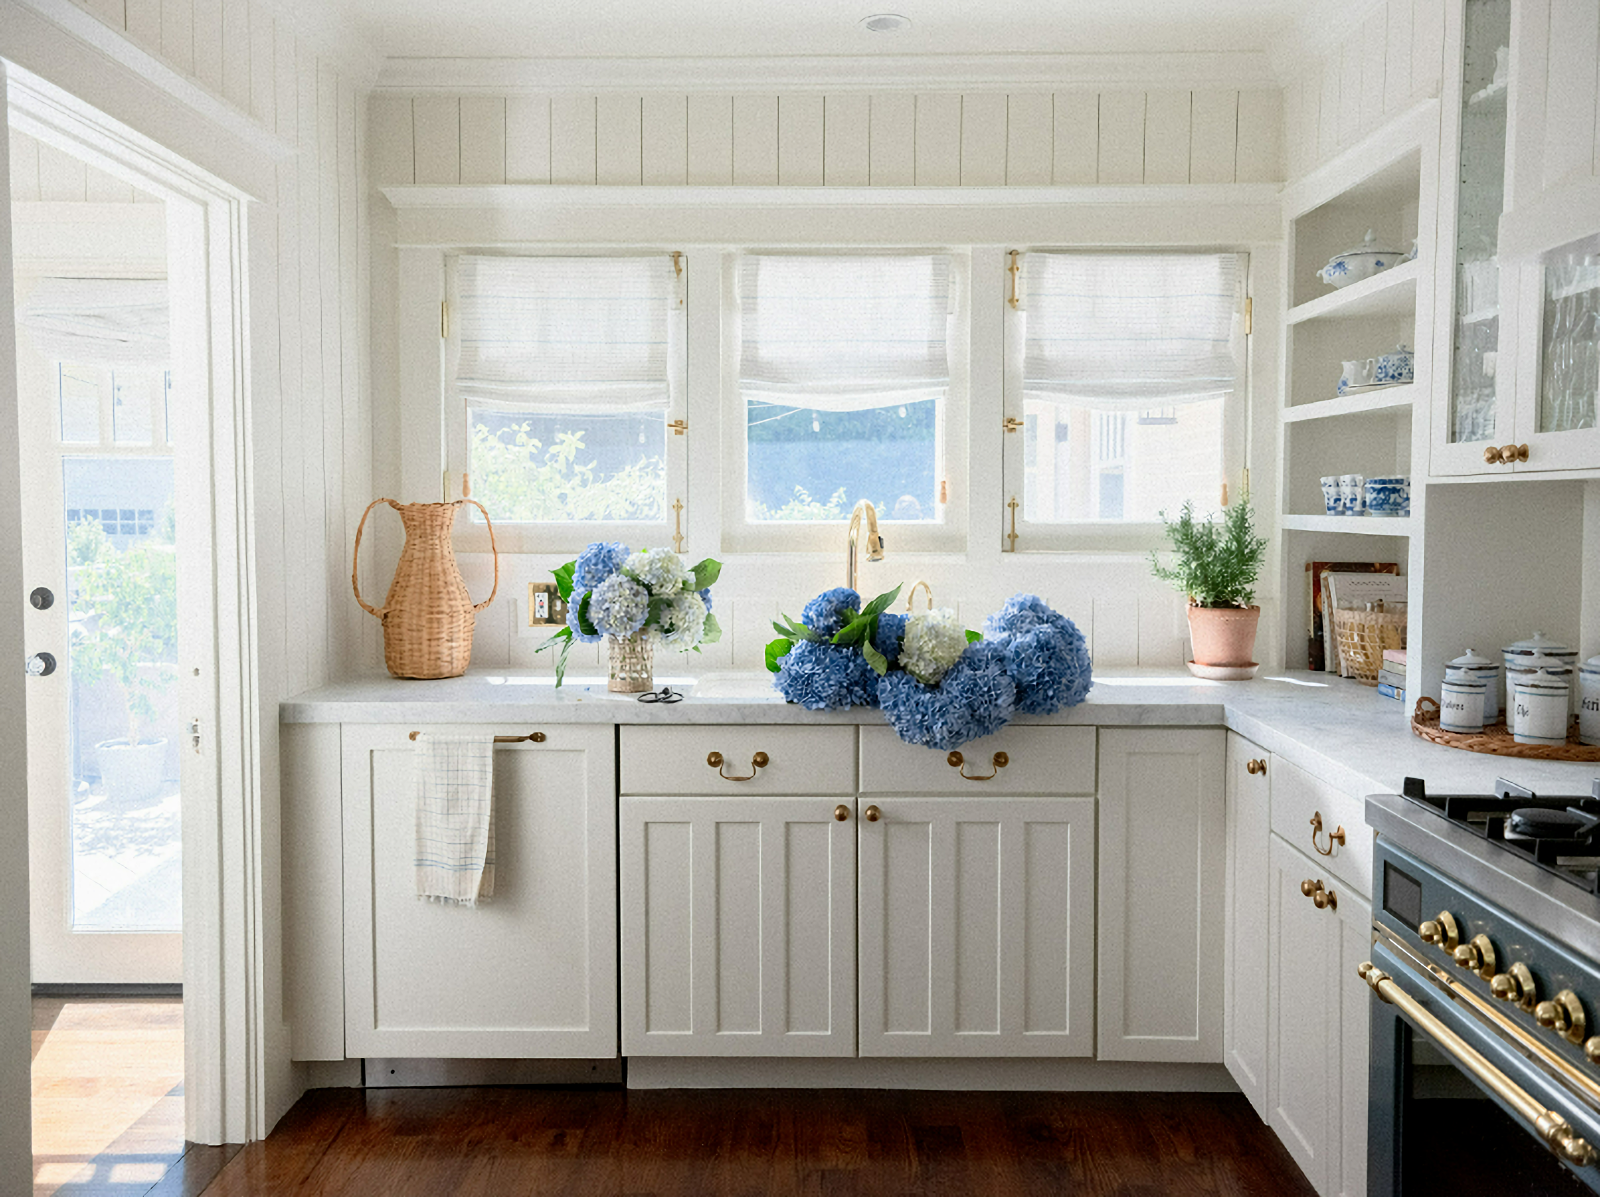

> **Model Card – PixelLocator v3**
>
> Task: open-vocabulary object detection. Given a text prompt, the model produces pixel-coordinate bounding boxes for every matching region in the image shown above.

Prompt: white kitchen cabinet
[1095,727,1226,1063]
[340,723,617,1059]
[856,794,1096,1058]
[618,794,857,1057]
[1267,832,1371,1197]
[1222,732,1271,1119]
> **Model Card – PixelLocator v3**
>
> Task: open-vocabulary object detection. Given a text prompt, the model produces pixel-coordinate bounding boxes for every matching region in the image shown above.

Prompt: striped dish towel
[413,734,496,906]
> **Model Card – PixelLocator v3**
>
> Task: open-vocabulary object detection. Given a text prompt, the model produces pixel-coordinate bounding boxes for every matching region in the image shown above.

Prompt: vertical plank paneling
[915,93,962,186]
[220,0,250,110]
[458,96,506,185]
[339,78,369,668]
[368,96,414,187]
[1385,0,1414,116]
[1412,0,1445,99]
[596,94,643,185]
[505,96,551,184]
[161,0,194,75]
[642,94,689,185]
[550,95,597,184]
[1543,0,1600,189]
[777,94,824,186]
[824,94,870,186]
[317,63,344,676]
[1318,61,1340,160]
[36,140,87,201]
[126,0,162,54]
[248,2,275,128]
[1235,91,1282,183]
[869,93,915,185]
[84,0,122,27]
[686,94,733,185]
[1300,73,1322,176]
[1338,36,1362,146]
[1281,78,1303,181]
[273,26,307,694]
[1142,89,1191,183]
[8,130,40,202]
[959,92,1007,186]
[1052,92,1099,183]
[1097,91,1145,184]
[1189,90,1237,184]
[193,0,224,94]
[412,96,461,185]
[1005,94,1052,185]
[1092,593,1141,666]
[1359,10,1387,133]
[732,95,779,185]
[85,164,135,202]
[297,40,327,690]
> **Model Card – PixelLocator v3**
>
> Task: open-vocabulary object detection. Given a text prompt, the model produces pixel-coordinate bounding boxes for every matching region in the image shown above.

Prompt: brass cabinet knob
[1509,443,1529,462]
[1246,758,1266,775]
[1300,879,1317,897]
[1300,878,1336,910]
[1490,962,1538,1011]
[1484,445,1504,464]
[1534,990,1588,1044]
[1453,934,1497,980]
[864,805,882,822]
[833,805,850,822]
[1419,911,1460,952]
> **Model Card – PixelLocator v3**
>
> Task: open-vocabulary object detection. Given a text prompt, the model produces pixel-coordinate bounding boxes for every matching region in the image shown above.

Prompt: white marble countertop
[282,667,1600,802]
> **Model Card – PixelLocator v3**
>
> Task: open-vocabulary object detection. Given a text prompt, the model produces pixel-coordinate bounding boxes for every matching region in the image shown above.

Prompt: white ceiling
[339,0,1319,65]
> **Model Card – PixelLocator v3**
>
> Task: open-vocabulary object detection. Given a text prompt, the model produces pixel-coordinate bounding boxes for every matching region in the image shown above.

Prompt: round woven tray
[1410,696,1600,761]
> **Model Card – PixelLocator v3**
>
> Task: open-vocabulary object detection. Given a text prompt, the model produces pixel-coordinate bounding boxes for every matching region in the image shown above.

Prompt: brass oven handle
[1359,962,1598,1168]
[1310,810,1346,856]
[706,751,769,781]
[947,750,1009,781]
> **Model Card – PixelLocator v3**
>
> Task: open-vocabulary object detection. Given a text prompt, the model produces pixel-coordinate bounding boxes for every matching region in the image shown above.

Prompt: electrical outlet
[524,581,567,629]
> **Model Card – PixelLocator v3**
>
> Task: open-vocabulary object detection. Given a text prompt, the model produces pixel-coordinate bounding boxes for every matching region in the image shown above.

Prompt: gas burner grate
[1399,777,1600,894]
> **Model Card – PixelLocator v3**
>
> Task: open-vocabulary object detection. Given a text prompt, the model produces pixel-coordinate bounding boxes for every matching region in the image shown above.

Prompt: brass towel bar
[409,730,546,743]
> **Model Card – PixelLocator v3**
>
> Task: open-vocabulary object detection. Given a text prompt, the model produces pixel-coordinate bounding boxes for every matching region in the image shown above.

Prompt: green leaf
[862,639,889,676]
[552,561,576,603]
[575,591,600,638]
[966,629,983,643]
[535,626,572,653]
[690,558,722,590]
[701,612,722,645]
[831,613,873,648]
[858,584,903,620]
[771,615,815,642]
[647,596,671,627]
[765,637,794,673]
[534,626,574,687]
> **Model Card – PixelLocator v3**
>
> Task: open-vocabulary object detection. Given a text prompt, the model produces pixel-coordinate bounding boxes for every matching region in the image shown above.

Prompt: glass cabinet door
[1537,240,1599,436]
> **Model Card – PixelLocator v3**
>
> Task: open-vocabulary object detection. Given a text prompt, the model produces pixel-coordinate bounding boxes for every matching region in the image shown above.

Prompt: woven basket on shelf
[1331,608,1406,684]
[608,635,653,693]
[352,498,499,679]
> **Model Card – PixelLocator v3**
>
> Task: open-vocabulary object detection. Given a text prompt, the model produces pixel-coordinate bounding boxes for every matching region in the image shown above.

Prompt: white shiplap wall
[367,89,1284,189]
[7,128,162,201]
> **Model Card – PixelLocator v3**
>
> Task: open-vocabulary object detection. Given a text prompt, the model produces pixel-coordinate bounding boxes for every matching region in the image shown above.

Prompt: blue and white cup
[1320,476,1341,515]
[1340,474,1365,515]
[1440,674,1486,734]
[1365,476,1410,517]
[1512,669,1571,745]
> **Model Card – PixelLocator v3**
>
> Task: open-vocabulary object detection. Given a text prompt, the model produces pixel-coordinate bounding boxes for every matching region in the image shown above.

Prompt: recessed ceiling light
[860,13,912,33]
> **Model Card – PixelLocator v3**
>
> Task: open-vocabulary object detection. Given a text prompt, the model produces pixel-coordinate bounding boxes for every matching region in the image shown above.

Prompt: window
[445,253,685,544]
[1004,250,1247,547]
[722,250,968,552]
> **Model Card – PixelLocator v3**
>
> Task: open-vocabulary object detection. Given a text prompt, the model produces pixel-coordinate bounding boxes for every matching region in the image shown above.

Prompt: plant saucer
[1187,661,1259,681]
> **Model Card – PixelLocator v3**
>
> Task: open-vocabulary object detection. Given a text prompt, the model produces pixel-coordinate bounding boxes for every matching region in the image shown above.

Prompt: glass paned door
[1538,243,1600,434]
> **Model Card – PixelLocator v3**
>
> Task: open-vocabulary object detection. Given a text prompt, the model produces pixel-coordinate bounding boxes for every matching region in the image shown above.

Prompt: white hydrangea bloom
[899,607,967,684]
[659,590,709,649]
[625,547,690,595]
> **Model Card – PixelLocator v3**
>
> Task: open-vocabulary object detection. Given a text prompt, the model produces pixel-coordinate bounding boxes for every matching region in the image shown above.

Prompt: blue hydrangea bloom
[802,587,861,637]
[774,640,880,710]
[566,588,602,643]
[982,594,1092,715]
[698,587,713,612]
[573,541,631,590]
[878,642,1017,750]
[589,573,649,638]
[873,613,906,665]
[984,593,1069,638]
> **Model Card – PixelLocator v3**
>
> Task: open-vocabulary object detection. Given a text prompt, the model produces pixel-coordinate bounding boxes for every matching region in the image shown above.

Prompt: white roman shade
[18,277,168,366]
[738,252,953,412]
[453,254,679,413]
[1020,251,1244,411]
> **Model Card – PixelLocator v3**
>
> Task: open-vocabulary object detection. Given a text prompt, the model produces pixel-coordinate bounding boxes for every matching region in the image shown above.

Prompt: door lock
[25,652,57,677]
[29,587,54,610]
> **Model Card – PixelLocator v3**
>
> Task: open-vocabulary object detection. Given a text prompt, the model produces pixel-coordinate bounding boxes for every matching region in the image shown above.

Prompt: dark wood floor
[200,1086,1315,1196]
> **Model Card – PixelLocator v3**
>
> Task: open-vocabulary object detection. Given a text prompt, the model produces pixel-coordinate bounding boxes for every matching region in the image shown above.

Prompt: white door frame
[5,63,263,1147]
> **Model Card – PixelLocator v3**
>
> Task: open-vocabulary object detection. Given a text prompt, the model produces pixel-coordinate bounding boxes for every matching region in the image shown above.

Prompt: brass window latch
[1003,417,1024,433]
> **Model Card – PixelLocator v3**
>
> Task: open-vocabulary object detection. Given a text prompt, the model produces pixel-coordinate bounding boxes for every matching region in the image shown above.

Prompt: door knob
[25,652,56,677]
[29,587,54,610]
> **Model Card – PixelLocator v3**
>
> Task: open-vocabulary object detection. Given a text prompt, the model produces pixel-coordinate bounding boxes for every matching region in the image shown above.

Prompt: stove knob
[1452,935,1497,980]
[1490,963,1538,1012]
[1533,990,1588,1045]
[1419,911,1460,952]
[1585,1037,1600,1066]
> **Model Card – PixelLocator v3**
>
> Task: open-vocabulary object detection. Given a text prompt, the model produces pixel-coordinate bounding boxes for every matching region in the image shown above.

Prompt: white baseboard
[625,1056,1239,1092]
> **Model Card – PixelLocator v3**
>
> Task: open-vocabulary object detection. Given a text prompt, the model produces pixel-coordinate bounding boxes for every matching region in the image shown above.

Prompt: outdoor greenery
[1148,495,1268,609]
[751,485,854,521]
[470,423,665,521]
[69,515,178,744]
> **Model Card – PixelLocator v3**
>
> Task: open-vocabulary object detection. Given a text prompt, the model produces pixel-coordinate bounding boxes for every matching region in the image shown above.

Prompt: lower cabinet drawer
[858,725,1096,795]
[1268,755,1371,898]
[620,725,857,795]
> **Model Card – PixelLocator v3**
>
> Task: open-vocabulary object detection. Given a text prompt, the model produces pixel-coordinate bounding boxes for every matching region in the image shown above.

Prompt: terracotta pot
[1187,604,1261,669]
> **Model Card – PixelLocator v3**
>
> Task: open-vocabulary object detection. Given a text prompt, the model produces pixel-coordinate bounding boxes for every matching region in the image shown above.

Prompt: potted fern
[1150,496,1269,678]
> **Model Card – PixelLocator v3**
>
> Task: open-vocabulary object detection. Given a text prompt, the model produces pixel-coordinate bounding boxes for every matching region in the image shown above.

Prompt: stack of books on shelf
[1377,649,1408,702]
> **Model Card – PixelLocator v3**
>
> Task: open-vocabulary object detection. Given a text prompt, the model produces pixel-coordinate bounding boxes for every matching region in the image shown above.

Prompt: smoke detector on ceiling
[859,13,912,33]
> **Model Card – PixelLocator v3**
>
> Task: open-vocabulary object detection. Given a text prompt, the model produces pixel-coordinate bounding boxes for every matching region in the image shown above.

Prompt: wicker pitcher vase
[352,498,499,679]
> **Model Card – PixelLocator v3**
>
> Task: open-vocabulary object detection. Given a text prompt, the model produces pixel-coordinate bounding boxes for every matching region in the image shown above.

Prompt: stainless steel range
[1364,776,1600,1197]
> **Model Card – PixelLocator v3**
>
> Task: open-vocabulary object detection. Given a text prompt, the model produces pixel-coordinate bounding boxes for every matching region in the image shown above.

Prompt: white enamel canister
[1446,648,1501,722]
[1512,668,1571,746]
[1439,673,1487,734]
[1581,655,1600,747]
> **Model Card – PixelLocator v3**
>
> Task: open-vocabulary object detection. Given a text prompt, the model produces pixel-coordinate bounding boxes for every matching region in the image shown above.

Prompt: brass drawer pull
[1310,810,1345,856]
[947,750,1008,781]
[706,750,769,781]
[1300,878,1338,911]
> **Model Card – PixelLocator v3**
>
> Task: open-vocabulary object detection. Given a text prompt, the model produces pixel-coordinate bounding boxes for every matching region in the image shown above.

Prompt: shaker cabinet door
[1223,734,1271,1120]
[341,723,618,1059]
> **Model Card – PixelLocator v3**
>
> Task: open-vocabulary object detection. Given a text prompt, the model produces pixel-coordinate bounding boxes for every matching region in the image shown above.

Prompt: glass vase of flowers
[539,541,721,690]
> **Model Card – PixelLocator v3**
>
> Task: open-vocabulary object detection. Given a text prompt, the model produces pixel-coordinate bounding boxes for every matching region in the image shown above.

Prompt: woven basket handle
[351,498,401,619]
[462,499,500,612]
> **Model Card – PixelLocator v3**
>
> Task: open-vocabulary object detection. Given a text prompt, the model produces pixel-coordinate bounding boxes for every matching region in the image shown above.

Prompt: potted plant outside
[69,518,179,804]
[1149,496,1269,679]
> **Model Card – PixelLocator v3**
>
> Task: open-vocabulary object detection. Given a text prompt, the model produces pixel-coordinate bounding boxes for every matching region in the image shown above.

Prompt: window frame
[717,246,971,557]
[439,248,688,555]
[1000,246,1251,554]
